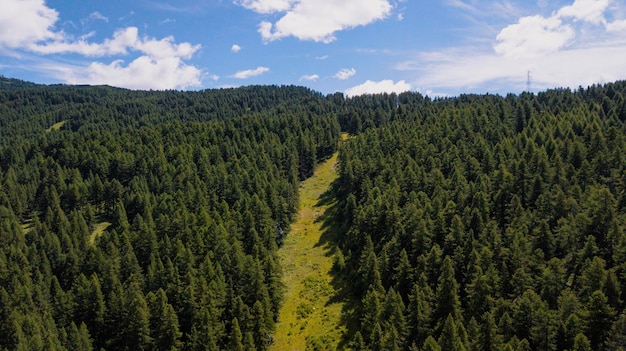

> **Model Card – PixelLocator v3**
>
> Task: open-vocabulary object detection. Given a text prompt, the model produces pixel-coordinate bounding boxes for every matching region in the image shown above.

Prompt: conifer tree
[438,314,466,351]
[434,256,462,331]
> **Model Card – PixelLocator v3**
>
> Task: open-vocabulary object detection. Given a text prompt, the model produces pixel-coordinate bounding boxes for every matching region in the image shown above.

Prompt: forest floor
[271,151,349,351]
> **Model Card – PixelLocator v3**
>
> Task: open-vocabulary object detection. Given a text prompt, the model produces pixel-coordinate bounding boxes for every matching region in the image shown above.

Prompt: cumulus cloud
[345,79,411,97]
[29,27,200,59]
[495,15,575,58]
[62,56,202,90]
[334,68,356,80]
[232,66,270,78]
[0,0,203,90]
[557,0,609,24]
[239,0,392,43]
[401,0,626,94]
[231,44,242,53]
[0,0,61,48]
[299,74,319,81]
[607,19,626,32]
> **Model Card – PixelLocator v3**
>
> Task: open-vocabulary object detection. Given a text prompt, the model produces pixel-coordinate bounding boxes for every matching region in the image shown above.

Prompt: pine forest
[1,76,626,350]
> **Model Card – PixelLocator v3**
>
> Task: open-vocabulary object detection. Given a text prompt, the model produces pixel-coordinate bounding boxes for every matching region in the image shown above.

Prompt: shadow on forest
[312,179,361,350]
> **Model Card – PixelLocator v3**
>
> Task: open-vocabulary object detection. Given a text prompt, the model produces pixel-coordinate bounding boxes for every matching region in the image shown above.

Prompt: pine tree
[571,333,592,351]
[605,313,626,351]
[147,289,182,351]
[351,331,367,351]
[229,318,244,351]
[382,288,407,344]
[481,311,502,351]
[361,285,383,342]
[585,290,615,350]
[434,256,462,332]
[407,279,433,347]
[438,314,466,351]
[422,335,442,351]
[124,282,152,349]
[66,322,94,351]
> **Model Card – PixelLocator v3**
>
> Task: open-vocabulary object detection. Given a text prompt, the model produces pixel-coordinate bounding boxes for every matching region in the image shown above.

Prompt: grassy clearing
[271,151,347,351]
[46,120,66,132]
[89,221,111,245]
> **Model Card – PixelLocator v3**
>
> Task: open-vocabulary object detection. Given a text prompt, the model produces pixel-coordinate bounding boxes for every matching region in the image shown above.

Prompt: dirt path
[271,152,345,351]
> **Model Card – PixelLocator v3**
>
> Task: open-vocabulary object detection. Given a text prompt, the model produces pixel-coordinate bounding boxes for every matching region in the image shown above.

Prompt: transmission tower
[526,70,532,92]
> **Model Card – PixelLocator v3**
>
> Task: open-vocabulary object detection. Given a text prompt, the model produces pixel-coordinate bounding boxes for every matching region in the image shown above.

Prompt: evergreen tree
[585,290,615,350]
[434,256,462,330]
[229,318,245,351]
[571,333,592,351]
[438,314,466,351]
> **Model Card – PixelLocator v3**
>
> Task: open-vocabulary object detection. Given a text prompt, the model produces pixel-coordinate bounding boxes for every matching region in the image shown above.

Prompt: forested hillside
[1,79,626,350]
[332,83,626,350]
[0,83,339,350]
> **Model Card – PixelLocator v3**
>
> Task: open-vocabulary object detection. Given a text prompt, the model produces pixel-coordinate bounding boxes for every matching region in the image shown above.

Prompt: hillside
[271,150,348,351]
[1,78,626,350]
[0,81,340,350]
[332,85,626,350]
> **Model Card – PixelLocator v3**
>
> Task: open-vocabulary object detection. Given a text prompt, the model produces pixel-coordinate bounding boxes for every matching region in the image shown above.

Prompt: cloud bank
[345,79,411,97]
[0,0,203,90]
[404,0,626,94]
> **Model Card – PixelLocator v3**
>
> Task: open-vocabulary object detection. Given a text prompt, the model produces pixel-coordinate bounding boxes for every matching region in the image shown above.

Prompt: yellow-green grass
[46,120,66,132]
[271,152,346,351]
[89,221,111,245]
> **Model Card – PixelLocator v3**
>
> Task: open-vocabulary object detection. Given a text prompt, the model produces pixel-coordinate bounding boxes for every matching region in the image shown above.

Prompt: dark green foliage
[331,82,626,351]
[0,83,339,350]
[3,78,626,350]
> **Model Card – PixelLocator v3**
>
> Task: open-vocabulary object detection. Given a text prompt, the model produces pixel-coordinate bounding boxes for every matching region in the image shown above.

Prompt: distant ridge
[0,76,42,90]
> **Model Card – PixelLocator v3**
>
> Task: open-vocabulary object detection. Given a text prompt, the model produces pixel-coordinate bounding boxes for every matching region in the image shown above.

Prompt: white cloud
[236,0,297,14]
[607,19,626,32]
[300,74,319,81]
[401,0,626,94]
[316,55,329,60]
[28,27,201,60]
[231,44,242,53]
[86,11,109,23]
[345,79,411,97]
[334,68,356,80]
[557,0,609,24]
[413,45,626,93]
[495,15,575,58]
[60,56,202,90]
[0,0,204,90]
[0,0,61,48]
[232,66,270,78]
[244,0,392,43]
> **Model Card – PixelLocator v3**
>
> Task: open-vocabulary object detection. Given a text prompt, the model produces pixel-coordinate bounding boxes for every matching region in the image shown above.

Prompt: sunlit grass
[46,120,66,132]
[89,221,111,246]
[271,151,347,351]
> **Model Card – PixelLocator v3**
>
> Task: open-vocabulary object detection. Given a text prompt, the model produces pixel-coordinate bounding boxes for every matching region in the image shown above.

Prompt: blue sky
[1,0,626,96]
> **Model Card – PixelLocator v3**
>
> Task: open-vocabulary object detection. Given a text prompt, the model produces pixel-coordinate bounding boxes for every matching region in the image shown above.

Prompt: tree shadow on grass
[312,179,361,350]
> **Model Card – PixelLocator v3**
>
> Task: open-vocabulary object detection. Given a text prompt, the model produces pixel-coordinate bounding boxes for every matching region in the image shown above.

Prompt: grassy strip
[89,221,111,246]
[46,120,66,132]
[271,152,347,351]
